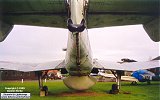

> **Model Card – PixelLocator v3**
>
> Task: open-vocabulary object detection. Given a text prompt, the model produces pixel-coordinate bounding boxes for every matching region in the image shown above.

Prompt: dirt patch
[122,91,131,94]
[57,91,107,97]
[49,91,132,97]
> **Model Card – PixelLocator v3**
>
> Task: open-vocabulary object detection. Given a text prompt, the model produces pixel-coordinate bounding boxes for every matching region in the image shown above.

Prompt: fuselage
[65,0,92,76]
[63,0,96,90]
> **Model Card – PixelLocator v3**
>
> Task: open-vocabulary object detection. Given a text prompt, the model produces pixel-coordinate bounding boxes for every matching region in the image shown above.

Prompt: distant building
[0,70,37,81]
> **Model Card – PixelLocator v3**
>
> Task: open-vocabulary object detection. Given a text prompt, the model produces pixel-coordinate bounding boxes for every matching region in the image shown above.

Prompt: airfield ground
[0,80,159,100]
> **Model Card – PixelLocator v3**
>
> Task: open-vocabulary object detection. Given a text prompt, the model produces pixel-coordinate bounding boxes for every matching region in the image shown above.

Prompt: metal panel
[94,60,160,71]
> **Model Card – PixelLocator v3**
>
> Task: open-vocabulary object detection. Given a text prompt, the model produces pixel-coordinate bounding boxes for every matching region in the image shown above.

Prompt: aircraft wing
[0,60,65,72]
[0,0,159,42]
[88,0,159,41]
[0,0,67,28]
[93,59,160,71]
[0,0,67,42]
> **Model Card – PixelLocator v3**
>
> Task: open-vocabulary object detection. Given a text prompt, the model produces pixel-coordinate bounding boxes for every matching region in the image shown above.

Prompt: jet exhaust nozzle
[67,18,86,32]
[63,76,96,91]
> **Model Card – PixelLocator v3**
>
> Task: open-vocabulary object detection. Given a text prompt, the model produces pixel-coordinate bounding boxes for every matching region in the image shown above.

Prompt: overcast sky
[0,24,159,63]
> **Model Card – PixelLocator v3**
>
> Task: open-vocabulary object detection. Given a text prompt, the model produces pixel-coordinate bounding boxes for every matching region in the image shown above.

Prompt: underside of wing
[88,0,159,41]
[0,0,67,41]
[0,0,159,42]
[0,0,67,27]
[94,59,160,71]
[0,60,65,72]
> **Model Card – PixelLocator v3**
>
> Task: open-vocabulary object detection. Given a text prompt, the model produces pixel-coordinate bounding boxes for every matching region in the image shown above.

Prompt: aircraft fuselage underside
[63,0,96,90]
[65,0,92,76]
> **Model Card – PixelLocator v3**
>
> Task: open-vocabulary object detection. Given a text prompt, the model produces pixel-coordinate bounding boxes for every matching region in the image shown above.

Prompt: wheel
[42,86,48,96]
[109,84,119,94]
[131,81,137,85]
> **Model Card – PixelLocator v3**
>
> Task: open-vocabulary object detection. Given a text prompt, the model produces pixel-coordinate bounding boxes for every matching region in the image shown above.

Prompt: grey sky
[89,25,159,61]
[0,24,159,63]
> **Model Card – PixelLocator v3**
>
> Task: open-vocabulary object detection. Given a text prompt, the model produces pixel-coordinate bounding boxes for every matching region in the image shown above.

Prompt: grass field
[0,80,159,100]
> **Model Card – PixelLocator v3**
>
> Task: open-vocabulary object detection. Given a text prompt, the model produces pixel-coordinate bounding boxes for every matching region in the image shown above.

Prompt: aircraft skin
[64,0,96,90]
[0,0,159,91]
[97,71,138,82]
[65,0,92,76]
[97,70,156,83]
[132,70,155,82]
[0,0,159,42]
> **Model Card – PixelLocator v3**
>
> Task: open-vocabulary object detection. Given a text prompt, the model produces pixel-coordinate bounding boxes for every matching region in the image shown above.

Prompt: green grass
[0,80,160,100]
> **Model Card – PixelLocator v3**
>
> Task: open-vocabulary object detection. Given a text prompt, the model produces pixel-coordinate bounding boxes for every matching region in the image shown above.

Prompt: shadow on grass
[47,90,110,97]
[121,81,160,86]
[47,88,133,97]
